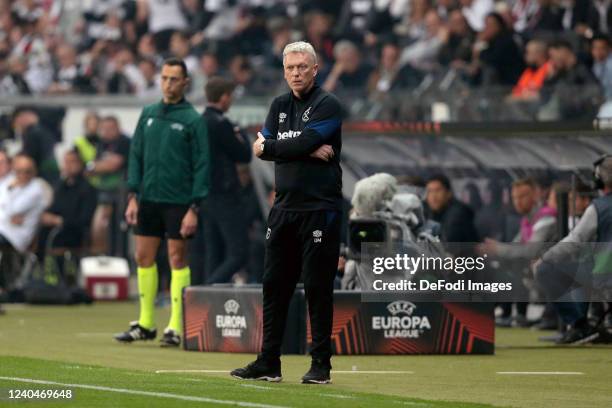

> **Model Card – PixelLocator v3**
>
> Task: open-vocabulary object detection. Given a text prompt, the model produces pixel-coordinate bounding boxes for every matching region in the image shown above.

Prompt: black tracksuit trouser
[260,207,341,363]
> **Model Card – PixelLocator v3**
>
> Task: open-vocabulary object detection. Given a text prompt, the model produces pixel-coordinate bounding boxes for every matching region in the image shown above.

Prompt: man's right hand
[125,197,139,226]
[310,144,334,162]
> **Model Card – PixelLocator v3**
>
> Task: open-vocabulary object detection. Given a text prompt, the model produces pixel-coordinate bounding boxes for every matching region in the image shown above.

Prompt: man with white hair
[231,41,343,384]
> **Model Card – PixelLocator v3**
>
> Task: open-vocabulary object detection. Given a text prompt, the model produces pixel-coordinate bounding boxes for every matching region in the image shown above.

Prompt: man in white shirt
[461,0,494,32]
[0,154,47,253]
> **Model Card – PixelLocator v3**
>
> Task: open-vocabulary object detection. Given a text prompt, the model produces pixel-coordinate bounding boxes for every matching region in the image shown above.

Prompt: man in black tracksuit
[202,77,252,284]
[231,41,343,384]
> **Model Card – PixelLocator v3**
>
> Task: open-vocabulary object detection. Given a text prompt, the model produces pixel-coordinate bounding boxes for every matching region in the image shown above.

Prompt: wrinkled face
[283,52,318,95]
[426,180,452,212]
[592,39,609,62]
[13,156,35,185]
[511,184,536,215]
[161,64,188,103]
[63,152,83,178]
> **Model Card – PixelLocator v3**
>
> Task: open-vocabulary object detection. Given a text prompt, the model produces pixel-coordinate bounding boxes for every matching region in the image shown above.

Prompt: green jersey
[127,99,210,205]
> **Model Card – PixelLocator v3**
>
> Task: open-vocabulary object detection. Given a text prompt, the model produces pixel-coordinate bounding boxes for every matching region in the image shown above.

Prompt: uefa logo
[386,301,417,316]
[224,299,240,315]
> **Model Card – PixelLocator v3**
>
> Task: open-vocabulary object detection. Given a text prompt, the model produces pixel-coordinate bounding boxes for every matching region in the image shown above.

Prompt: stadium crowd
[1,0,612,119]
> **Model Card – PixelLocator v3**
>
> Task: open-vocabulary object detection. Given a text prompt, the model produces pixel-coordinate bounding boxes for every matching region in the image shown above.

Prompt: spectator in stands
[394,0,432,42]
[11,107,59,184]
[524,0,564,34]
[74,111,100,167]
[438,10,476,68]
[87,116,130,255]
[424,174,479,244]
[11,10,54,94]
[477,178,558,327]
[511,0,540,33]
[107,47,144,94]
[39,149,97,254]
[202,77,251,284]
[228,54,255,98]
[461,0,494,32]
[472,12,525,86]
[191,51,221,98]
[334,0,376,41]
[137,0,188,53]
[230,5,270,56]
[0,56,31,96]
[78,0,127,48]
[264,17,292,69]
[399,10,446,71]
[0,153,47,254]
[433,0,455,19]
[47,43,93,94]
[539,39,602,120]
[0,149,12,187]
[323,40,373,95]
[587,0,612,35]
[302,10,335,65]
[367,40,424,98]
[137,33,160,63]
[169,31,197,75]
[561,0,602,38]
[511,39,551,100]
[591,35,612,100]
[136,57,161,99]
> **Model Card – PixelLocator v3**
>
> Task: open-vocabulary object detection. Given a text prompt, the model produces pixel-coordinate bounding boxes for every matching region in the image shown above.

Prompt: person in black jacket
[424,174,479,244]
[231,41,343,385]
[38,149,97,257]
[11,107,59,185]
[201,77,252,284]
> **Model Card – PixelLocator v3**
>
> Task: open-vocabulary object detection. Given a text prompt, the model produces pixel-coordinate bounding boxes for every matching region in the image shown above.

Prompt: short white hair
[283,41,317,65]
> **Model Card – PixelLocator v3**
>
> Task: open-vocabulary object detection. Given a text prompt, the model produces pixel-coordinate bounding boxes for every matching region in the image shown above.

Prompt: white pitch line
[0,376,289,408]
[317,393,355,399]
[496,372,584,376]
[240,384,274,390]
[155,369,414,375]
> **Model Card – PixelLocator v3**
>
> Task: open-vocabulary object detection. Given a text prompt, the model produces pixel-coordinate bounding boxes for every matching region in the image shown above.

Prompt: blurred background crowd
[1,0,612,120]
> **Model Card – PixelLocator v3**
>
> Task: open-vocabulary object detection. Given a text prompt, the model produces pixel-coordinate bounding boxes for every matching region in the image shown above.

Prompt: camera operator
[533,156,612,344]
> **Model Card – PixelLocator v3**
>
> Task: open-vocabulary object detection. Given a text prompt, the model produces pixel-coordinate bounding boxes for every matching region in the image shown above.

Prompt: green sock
[137,264,158,330]
[168,267,191,333]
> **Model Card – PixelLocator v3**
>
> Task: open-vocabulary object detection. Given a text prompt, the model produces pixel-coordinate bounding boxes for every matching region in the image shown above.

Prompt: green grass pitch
[0,302,610,407]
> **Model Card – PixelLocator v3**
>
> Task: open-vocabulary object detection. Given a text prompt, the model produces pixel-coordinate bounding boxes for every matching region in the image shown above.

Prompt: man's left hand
[253,132,265,158]
[180,209,198,238]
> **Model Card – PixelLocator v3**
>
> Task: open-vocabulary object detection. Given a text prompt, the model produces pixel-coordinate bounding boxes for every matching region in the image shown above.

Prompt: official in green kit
[115,58,210,347]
